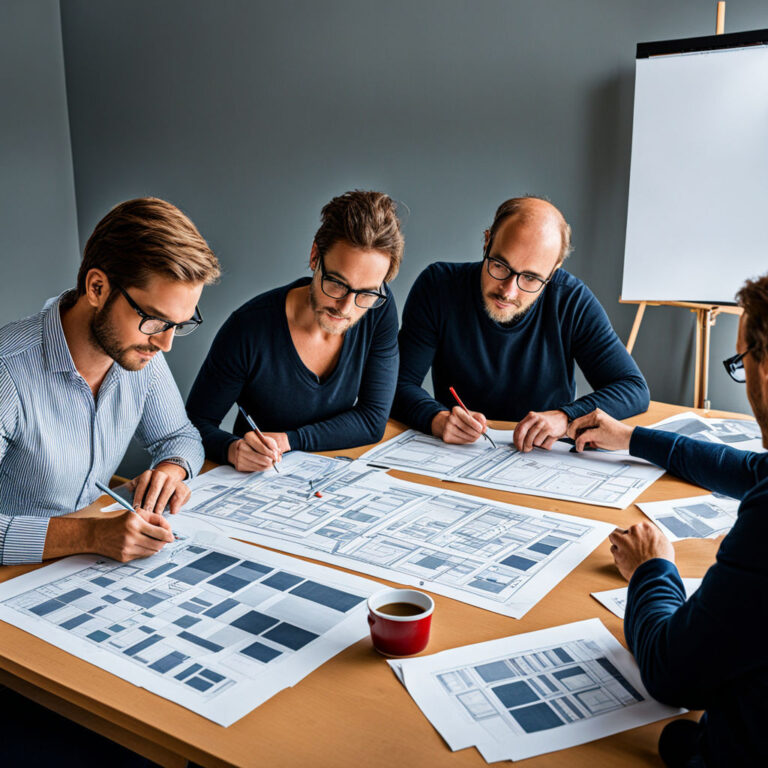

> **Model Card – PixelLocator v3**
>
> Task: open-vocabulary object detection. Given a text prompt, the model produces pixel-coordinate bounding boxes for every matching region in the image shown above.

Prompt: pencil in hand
[448,387,497,448]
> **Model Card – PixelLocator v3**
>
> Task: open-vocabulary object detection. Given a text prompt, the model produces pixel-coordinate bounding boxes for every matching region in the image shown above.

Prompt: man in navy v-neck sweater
[567,274,768,767]
[186,191,403,469]
[393,197,649,450]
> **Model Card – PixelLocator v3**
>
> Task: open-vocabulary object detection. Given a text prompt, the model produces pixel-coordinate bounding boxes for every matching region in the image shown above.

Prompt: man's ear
[483,229,491,252]
[309,242,319,271]
[84,268,111,309]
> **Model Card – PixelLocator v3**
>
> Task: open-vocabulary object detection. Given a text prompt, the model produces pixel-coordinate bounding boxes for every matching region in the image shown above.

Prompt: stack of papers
[389,619,684,762]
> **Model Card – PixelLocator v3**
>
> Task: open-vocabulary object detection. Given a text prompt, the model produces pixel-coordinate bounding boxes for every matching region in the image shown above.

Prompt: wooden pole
[716,2,726,35]
[693,308,714,410]
[626,302,647,354]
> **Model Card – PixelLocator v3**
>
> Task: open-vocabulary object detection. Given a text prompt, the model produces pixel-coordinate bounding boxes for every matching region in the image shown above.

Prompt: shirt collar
[42,291,80,374]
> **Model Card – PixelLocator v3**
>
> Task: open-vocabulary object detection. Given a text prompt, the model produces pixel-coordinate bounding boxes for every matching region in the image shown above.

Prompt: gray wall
[0,0,79,324]
[9,1,765,475]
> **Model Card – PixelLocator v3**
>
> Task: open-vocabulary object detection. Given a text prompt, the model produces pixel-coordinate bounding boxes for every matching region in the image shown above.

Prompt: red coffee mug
[367,588,434,657]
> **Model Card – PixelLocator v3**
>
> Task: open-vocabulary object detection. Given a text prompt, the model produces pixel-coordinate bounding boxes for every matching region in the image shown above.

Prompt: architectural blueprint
[638,493,740,541]
[592,579,702,619]
[182,453,614,618]
[357,428,665,508]
[0,518,380,726]
[649,411,764,452]
[389,619,683,762]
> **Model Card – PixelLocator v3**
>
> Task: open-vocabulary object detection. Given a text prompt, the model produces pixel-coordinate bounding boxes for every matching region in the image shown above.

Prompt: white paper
[358,429,664,508]
[182,452,613,619]
[0,517,381,726]
[649,412,764,453]
[637,493,740,542]
[591,579,703,620]
[395,619,684,762]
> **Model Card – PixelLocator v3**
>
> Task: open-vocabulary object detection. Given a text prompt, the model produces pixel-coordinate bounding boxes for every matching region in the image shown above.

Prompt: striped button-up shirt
[0,293,204,564]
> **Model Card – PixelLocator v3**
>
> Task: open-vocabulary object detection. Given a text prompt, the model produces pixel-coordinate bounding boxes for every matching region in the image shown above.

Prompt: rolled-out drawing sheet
[389,618,684,762]
[648,411,764,453]
[592,579,703,620]
[637,493,739,542]
[180,453,614,619]
[358,428,665,508]
[0,517,381,726]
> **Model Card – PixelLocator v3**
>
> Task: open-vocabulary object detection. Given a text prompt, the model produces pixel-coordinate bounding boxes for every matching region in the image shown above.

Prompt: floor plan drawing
[0,520,380,726]
[638,493,740,541]
[182,455,613,619]
[650,412,764,453]
[391,619,683,762]
[592,579,702,619]
[357,429,665,508]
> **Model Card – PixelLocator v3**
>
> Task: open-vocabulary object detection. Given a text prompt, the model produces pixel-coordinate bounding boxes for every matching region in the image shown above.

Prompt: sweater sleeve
[630,426,768,500]
[625,488,768,708]
[287,293,399,451]
[560,286,650,421]
[392,267,447,433]
[186,311,250,464]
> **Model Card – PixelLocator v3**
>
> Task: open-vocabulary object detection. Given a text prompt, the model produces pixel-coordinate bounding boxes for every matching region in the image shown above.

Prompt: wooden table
[0,402,747,767]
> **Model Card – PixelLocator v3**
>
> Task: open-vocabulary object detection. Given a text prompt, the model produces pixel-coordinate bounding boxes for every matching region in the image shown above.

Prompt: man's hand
[431,407,488,444]
[609,522,675,581]
[92,508,175,563]
[513,410,569,452]
[566,408,635,452]
[228,431,290,472]
[128,463,190,515]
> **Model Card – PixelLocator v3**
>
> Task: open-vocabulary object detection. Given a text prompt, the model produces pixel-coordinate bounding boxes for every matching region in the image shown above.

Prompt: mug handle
[367,614,375,627]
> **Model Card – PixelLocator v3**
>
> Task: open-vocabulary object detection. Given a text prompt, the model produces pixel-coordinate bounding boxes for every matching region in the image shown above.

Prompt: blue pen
[94,480,176,541]
[238,405,281,472]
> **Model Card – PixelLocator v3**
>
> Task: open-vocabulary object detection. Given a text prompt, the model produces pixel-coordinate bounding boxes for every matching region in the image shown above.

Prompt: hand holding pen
[230,405,283,473]
[431,387,497,447]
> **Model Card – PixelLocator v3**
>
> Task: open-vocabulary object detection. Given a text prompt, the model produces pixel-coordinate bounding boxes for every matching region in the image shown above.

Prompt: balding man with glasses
[565,275,768,768]
[187,190,403,471]
[394,196,649,450]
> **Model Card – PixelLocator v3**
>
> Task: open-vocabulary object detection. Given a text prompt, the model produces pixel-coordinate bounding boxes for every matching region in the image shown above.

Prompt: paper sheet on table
[637,493,739,541]
[181,452,613,619]
[592,578,703,619]
[648,411,764,453]
[0,516,380,726]
[358,429,665,508]
[393,618,684,762]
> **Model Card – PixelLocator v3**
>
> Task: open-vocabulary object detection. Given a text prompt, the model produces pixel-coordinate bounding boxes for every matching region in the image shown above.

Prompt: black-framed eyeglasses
[483,252,553,294]
[318,256,387,309]
[118,286,203,336]
[723,350,749,383]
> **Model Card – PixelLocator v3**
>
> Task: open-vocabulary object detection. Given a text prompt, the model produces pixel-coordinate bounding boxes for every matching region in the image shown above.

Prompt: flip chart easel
[621,3,745,411]
[621,300,743,410]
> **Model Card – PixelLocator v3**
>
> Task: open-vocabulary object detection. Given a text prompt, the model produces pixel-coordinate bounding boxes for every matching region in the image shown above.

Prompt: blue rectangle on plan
[528,542,558,555]
[173,615,200,629]
[87,630,110,643]
[509,702,563,733]
[30,598,64,617]
[236,561,272,576]
[231,610,279,635]
[179,601,205,614]
[290,581,363,613]
[90,577,114,587]
[166,567,209,586]
[145,562,177,579]
[126,592,164,609]
[500,554,538,571]
[174,663,202,680]
[60,614,91,630]
[208,573,249,593]
[203,599,238,619]
[263,622,318,650]
[178,631,223,653]
[199,668,224,683]
[493,681,539,708]
[554,647,573,663]
[58,588,89,603]
[189,552,239,574]
[124,634,161,657]
[240,641,282,663]
[149,651,187,674]
[185,676,213,692]
[475,661,516,683]
[261,571,304,591]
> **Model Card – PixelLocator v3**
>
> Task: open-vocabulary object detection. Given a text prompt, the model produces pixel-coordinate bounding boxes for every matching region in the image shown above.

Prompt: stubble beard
[482,291,535,325]
[309,280,360,335]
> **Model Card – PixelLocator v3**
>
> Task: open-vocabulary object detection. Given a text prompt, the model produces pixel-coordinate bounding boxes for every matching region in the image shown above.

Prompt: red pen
[448,387,497,448]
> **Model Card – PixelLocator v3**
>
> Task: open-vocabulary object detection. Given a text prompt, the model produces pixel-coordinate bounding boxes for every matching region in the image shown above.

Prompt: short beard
[308,278,359,335]
[90,301,155,371]
[482,292,535,325]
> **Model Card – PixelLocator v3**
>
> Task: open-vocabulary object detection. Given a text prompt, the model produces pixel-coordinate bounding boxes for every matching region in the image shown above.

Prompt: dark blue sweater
[626,427,768,767]
[392,261,649,432]
[186,277,399,463]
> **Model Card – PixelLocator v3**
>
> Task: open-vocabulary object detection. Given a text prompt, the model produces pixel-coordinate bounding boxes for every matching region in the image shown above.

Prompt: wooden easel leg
[626,302,647,354]
[693,308,713,410]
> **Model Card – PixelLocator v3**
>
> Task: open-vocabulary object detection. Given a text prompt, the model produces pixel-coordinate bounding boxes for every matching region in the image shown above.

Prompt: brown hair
[314,190,404,283]
[76,197,220,296]
[737,274,768,362]
[487,196,572,263]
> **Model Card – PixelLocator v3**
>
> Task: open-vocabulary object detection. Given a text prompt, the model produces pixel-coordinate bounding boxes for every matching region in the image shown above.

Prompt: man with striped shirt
[0,197,220,565]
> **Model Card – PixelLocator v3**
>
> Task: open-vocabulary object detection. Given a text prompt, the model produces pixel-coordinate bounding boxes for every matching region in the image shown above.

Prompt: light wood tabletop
[0,401,749,767]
